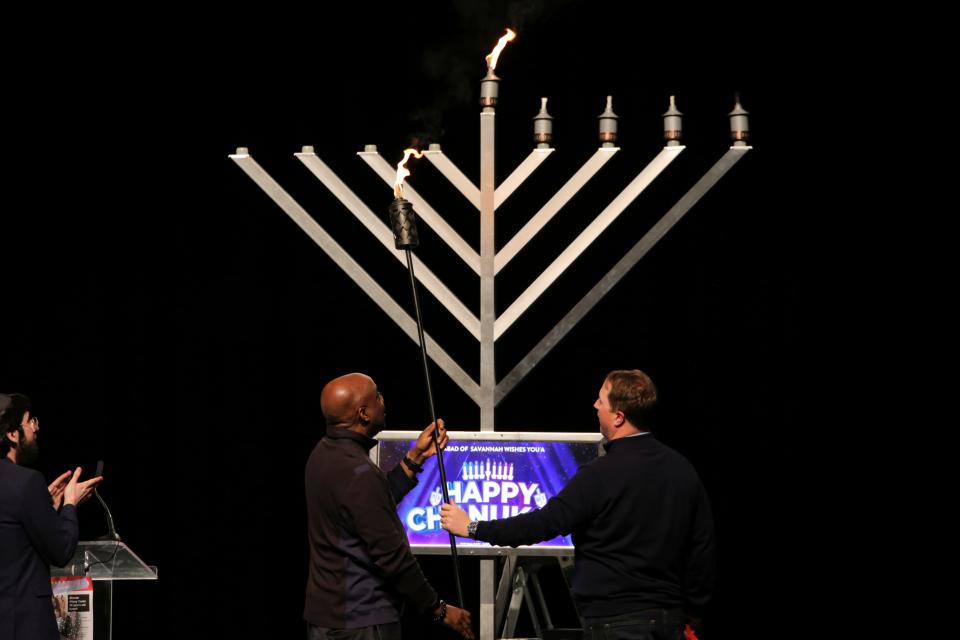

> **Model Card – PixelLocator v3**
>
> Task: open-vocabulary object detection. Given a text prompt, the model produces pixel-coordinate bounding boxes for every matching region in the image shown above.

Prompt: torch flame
[485,28,516,70]
[394,148,424,199]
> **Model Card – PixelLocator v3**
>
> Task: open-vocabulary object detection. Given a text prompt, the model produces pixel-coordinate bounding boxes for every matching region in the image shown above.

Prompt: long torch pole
[389,196,465,607]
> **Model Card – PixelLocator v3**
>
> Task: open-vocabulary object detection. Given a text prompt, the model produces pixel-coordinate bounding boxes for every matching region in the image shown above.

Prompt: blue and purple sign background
[376,437,601,548]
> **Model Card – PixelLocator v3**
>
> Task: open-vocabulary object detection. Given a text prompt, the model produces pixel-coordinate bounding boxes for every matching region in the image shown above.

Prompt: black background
[3,2,832,638]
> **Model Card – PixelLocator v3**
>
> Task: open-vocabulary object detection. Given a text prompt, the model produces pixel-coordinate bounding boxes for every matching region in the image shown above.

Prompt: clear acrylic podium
[51,540,158,640]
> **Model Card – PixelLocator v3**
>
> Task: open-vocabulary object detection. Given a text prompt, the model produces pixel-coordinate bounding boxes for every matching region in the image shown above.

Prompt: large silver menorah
[230,84,751,640]
[229,93,751,430]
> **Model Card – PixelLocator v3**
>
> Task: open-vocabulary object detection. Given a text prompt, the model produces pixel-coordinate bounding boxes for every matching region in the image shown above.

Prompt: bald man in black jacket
[304,373,473,640]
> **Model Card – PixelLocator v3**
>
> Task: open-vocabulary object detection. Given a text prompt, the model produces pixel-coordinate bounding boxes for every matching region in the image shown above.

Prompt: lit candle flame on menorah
[393,148,423,199]
[230,28,752,430]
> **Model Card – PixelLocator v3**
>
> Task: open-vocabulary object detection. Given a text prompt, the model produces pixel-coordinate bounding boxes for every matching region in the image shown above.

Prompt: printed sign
[51,575,93,640]
[376,438,600,548]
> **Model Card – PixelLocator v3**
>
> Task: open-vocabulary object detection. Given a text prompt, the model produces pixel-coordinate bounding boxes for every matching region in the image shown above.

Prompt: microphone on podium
[92,459,119,541]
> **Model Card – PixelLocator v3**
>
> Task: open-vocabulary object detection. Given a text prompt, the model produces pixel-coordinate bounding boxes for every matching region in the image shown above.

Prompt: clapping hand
[63,467,103,507]
[47,470,72,510]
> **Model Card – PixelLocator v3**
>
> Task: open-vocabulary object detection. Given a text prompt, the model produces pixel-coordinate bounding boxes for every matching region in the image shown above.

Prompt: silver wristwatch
[467,520,479,539]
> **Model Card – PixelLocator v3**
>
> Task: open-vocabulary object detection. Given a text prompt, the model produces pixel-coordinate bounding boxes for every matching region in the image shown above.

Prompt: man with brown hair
[441,369,715,640]
[304,373,473,640]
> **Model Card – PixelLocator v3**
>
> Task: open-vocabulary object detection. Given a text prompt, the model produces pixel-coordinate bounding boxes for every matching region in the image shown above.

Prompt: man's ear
[357,405,370,425]
[4,429,19,446]
[614,411,625,428]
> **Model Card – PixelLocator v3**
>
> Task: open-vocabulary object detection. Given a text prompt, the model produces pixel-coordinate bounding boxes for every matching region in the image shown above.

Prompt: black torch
[388,195,465,607]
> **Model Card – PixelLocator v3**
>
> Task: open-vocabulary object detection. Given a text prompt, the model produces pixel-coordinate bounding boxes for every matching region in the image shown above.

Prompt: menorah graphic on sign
[230,92,751,430]
[461,459,515,482]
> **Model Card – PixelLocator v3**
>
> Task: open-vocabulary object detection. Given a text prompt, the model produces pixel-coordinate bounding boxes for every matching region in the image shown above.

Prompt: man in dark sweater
[304,373,473,640]
[440,370,715,640]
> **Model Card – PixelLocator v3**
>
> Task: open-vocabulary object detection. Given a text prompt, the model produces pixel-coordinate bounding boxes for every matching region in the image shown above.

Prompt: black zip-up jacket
[474,434,716,618]
[304,428,437,628]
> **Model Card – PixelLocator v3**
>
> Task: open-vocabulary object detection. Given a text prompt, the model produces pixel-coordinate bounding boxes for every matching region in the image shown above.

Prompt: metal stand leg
[529,572,552,631]
[522,571,542,638]
[495,555,515,635]
[503,565,527,639]
[481,559,496,640]
[491,556,580,640]
[107,579,113,640]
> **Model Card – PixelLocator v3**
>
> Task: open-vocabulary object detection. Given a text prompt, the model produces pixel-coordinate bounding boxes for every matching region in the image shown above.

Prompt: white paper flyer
[51,575,93,640]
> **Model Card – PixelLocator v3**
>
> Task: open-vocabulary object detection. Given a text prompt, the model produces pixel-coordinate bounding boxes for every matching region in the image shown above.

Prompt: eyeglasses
[24,416,38,430]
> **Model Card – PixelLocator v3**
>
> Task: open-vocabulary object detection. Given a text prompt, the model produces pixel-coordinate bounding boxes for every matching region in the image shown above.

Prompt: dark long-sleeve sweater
[474,434,715,618]
[304,428,437,628]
